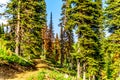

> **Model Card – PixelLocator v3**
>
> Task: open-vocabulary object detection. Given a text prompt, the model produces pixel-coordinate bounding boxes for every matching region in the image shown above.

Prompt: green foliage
[102,32,120,79]
[116,77,120,80]
[0,24,4,38]
[37,71,46,80]
[4,0,47,57]
[105,0,120,32]
[0,0,120,79]
[66,0,103,79]
[0,39,32,66]
[20,0,46,57]
[28,69,75,80]
[0,53,32,66]
[28,70,46,80]
[60,0,74,67]
[105,0,120,79]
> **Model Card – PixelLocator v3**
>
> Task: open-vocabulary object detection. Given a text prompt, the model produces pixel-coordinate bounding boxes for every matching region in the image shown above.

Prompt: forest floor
[0,59,52,80]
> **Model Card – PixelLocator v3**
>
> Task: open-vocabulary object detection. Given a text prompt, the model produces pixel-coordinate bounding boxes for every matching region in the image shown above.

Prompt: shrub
[0,39,33,66]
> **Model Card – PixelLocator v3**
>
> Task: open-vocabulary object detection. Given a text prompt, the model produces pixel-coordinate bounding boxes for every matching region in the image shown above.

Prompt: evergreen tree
[54,33,60,63]
[20,0,46,58]
[105,0,120,33]
[60,0,67,67]
[0,23,4,38]
[4,0,46,58]
[105,0,120,79]
[5,0,20,53]
[60,25,65,67]
[41,25,49,59]
[66,0,103,79]
[49,12,54,40]
[46,12,54,59]
[60,0,74,68]
[15,0,20,55]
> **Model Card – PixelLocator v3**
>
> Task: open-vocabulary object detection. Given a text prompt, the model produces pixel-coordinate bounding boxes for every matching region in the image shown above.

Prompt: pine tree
[54,33,60,63]
[4,0,47,58]
[59,0,67,67]
[66,0,103,79]
[60,25,65,67]
[49,12,54,41]
[15,0,20,55]
[41,25,49,59]
[105,0,120,79]
[105,0,120,33]
[5,0,20,53]
[46,12,54,59]
[20,0,46,58]
[0,23,4,38]
[60,0,74,68]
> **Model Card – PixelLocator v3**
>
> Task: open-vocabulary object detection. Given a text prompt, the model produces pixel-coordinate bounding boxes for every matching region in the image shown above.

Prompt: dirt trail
[0,59,49,80]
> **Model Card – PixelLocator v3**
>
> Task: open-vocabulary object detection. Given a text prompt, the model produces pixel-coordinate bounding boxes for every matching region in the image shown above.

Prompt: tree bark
[15,0,20,55]
[93,75,95,80]
[69,57,73,70]
[77,58,80,80]
[119,72,120,77]
[60,26,64,67]
[83,63,86,80]
[89,76,92,80]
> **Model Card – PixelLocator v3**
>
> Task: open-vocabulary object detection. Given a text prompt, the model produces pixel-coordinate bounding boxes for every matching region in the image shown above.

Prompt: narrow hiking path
[0,59,50,80]
[0,59,75,80]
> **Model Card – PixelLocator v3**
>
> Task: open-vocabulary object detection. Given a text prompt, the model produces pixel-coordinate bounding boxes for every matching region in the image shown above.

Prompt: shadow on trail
[0,59,75,80]
[0,59,51,80]
[0,61,35,80]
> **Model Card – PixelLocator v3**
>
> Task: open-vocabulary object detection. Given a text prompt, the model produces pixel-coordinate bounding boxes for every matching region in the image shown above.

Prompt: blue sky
[45,0,62,35]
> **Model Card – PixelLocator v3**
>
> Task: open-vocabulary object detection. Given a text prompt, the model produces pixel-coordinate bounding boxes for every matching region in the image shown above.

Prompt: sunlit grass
[28,69,76,80]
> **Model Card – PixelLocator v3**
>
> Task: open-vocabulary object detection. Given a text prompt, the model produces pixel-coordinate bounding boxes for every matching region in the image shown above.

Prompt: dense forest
[0,0,120,80]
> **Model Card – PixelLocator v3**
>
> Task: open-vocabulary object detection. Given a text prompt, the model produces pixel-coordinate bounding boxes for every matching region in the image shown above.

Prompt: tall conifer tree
[15,0,20,55]
[5,0,46,58]
[46,12,54,59]
[20,0,46,58]
[60,0,74,67]
[105,0,120,79]
[66,0,103,79]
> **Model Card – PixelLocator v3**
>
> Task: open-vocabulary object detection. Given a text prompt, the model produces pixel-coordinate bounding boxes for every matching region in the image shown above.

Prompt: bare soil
[0,59,49,80]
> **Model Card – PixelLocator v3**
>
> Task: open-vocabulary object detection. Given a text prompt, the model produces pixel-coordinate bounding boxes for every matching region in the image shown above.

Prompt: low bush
[0,46,32,66]
[0,39,33,66]
[0,49,33,66]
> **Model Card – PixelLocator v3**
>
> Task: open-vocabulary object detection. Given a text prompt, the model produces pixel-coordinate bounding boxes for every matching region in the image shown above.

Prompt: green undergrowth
[0,39,33,66]
[43,59,76,76]
[0,50,33,66]
[28,69,76,80]
[116,77,120,80]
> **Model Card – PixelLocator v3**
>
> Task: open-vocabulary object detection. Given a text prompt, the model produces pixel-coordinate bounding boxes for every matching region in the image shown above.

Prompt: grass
[28,69,76,80]
[0,39,33,66]
[117,77,120,80]
[0,49,33,66]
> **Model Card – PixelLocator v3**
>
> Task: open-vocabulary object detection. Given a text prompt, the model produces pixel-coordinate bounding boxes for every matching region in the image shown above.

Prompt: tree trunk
[77,58,80,80]
[60,26,64,67]
[15,0,20,55]
[119,72,120,77]
[60,51,64,67]
[89,76,92,80]
[83,63,86,80]
[93,75,95,80]
[69,57,73,70]
[89,76,90,80]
